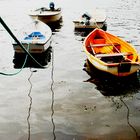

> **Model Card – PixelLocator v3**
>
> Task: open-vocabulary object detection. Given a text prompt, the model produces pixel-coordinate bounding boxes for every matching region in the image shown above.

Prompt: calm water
[0,0,140,140]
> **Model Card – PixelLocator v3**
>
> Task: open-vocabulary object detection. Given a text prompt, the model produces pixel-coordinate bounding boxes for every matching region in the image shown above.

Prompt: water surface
[0,0,140,140]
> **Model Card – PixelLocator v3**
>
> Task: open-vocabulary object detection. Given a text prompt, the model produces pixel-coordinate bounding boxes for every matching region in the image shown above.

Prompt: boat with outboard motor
[73,9,107,31]
[29,2,62,24]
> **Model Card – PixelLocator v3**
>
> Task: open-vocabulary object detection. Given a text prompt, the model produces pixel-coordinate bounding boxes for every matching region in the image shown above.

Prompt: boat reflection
[13,46,52,68]
[74,23,107,38]
[74,28,93,38]
[84,59,140,96]
[47,17,63,32]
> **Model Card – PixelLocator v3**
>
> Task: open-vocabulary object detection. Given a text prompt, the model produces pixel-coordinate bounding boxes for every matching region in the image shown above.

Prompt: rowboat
[73,10,107,31]
[29,3,62,24]
[83,28,140,77]
[13,20,52,53]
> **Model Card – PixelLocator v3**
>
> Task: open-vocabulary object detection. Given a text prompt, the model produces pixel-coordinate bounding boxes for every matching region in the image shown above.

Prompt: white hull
[29,9,62,24]
[13,38,51,53]
[73,21,106,29]
[12,20,52,53]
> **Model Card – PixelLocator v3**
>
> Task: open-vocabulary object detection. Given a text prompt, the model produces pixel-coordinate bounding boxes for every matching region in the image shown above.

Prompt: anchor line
[27,68,34,140]
[120,97,139,138]
[50,47,56,140]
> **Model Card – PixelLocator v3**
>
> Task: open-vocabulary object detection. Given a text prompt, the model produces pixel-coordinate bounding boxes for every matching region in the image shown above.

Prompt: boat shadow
[13,46,52,68]
[47,17,63,32]
[74,28,93,38]
[74,23,107,38]
[83,59,140,96]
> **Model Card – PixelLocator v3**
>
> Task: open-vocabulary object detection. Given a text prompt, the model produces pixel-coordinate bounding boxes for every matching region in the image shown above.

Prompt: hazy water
[0,0,140,140]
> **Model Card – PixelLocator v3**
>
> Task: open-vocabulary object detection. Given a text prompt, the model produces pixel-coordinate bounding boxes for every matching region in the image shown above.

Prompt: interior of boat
[88,36,134,63]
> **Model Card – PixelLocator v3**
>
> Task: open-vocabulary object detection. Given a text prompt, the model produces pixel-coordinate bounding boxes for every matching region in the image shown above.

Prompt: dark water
[0,0,140,140]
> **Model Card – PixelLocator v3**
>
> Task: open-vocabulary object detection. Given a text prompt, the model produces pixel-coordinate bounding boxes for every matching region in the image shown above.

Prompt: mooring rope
[92,17,107,30]
[120,97,139,139]
[27,68,34,140]
[50,47,56,140]
[0,43,30,76]
[88,15,125,56]
[83,14,123,56]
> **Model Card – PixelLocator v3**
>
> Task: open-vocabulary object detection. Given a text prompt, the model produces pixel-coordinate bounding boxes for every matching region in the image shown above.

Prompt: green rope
[0,17,52,77]
[0,17,47,68]
[0,44,29,76]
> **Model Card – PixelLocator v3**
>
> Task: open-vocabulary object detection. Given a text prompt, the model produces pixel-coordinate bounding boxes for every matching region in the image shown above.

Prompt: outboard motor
[81,13,91,25]
[82,13,91,20]
[49,2,55,11]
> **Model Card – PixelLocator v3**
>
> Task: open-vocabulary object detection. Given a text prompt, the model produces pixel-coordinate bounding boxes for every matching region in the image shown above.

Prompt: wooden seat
[91,43,120,48]
[95,52,133,58]
[91,38,105,44]
[90,42,121,55]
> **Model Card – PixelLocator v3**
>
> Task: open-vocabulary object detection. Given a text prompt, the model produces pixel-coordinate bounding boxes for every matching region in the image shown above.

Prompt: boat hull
[85,51,139,76]
[73,21,107,30]
[13,38,51,53]
[29,10,62,24]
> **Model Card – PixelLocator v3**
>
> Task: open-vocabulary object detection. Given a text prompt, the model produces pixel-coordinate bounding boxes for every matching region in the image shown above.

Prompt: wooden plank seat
[91,43,120,48]
[95,52,133,58]
[89,43,120,55]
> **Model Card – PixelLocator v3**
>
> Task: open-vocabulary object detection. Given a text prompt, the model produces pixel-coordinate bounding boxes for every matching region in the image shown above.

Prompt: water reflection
[74,28,94,37]
[13,46,52,68]
[50,45,56,140]
[47,18,63,32]
[27,69,34,140]
[84,59,140,96]
[74,23,107,38]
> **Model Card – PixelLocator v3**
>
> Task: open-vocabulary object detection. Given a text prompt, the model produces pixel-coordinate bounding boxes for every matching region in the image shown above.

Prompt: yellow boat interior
[86,29,139,64]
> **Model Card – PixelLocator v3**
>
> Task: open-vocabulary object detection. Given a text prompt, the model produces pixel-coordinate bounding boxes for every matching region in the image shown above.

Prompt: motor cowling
[49,2,55,10]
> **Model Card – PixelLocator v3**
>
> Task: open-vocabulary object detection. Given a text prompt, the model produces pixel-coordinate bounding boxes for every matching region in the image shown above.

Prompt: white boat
[13,20,52,53]
[29,3,62,24]
[73,9,107,31]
